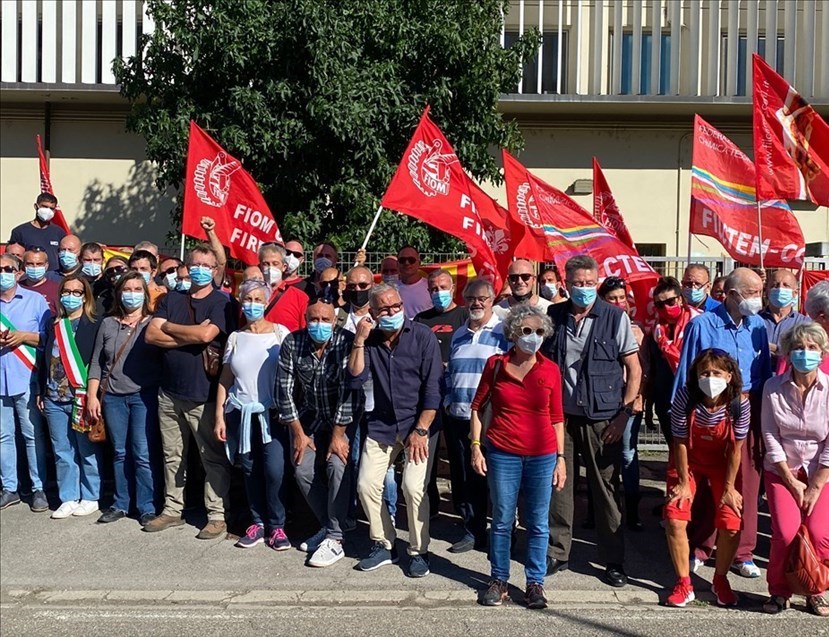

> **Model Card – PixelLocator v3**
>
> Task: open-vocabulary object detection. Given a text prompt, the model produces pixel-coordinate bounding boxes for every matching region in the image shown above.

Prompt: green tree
[116,0,538,254]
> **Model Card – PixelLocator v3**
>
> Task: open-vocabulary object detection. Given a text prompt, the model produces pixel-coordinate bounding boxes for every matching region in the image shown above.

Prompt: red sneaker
[666,578,695,607]
[712,574,738,607]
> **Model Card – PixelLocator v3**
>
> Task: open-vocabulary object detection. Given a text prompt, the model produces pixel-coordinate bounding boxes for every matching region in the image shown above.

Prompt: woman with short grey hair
[470,304,564,610]
[805,281,829,334]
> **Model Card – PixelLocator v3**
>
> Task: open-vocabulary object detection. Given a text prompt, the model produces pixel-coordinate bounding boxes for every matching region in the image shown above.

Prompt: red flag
[692,115,805,268]
[502,151,550,262]
[182,121,283,266]
[35,135,70,233]
[753,53,829,206]
[380,107,503,292]
[502,152,658,286]
[593,158,635,249]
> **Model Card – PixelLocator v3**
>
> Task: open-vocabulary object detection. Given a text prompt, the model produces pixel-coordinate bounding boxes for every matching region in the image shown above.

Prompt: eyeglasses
[0,266,18,273]
[681,280,708,290]
[106,266,127,275]
[398,257,417,265]
[375,302,403,316]
[287,250,303,259]
[60,290,84,298]
[520,326,546,337]
[464,295,491,304]
[508,273,533,283]
[654,296,681,309]
[345,282,371,291]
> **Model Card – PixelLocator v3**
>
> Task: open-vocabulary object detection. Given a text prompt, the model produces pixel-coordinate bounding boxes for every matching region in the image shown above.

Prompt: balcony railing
[1,0,827,100]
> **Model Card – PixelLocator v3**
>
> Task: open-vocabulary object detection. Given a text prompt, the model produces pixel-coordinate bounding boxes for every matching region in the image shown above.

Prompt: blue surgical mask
[382,274,399,286]
[59,251,78,270]
[683,287,706,306]
[242,301,266,321]
[82,262,102,278]
[139,271,152,285]
[189,265,213,287]
[176,279,191,292]
[24,266,46,282]
[541,282,559,300]
[314,257,333,274]
[768,288,796,309]
[790,349,822,373]
[164,272,178,290]
[0,272,16,292]
[121,291,145,310]
[569,285,597,308]
[307,320,333,343]
[60,294,83,311]
[431,290,453,311]
[377,311,405,332]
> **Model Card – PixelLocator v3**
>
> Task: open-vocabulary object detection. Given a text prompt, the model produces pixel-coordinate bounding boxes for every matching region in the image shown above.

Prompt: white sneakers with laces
[51,501,80,519]
[308,538,344,567]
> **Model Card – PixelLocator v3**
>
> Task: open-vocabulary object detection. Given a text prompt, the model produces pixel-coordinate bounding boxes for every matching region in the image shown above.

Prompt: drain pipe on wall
[675,129,694,257]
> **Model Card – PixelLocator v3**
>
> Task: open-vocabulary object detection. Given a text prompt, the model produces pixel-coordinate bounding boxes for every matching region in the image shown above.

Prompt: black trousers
[443,413,488,541]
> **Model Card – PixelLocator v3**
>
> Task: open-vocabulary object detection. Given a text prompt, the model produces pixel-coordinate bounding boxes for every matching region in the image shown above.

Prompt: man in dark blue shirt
[8,193,66,272]
[348,283,442,578]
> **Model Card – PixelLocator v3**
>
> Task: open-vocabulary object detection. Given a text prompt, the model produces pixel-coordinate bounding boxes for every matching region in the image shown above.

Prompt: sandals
[807,595,829,617]
[762,595,790,614]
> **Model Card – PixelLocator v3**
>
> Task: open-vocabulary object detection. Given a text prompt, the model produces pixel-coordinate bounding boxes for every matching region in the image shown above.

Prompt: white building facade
[1,0,827,255]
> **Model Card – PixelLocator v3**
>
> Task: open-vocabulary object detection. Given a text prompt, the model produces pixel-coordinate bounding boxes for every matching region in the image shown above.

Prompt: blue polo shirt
[349,319,443,445]
[0,285,50,396]
[672,303,772,397]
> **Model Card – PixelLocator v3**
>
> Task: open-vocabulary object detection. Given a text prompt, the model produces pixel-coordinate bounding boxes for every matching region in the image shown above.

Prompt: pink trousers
[765,470,829,597]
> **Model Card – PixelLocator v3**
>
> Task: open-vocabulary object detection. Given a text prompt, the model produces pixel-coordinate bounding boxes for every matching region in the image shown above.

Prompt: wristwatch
[413,427,429,437]
[623,405,636,417]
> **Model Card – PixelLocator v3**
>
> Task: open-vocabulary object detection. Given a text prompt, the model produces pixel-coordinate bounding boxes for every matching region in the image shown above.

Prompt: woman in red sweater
[470,305,565,610]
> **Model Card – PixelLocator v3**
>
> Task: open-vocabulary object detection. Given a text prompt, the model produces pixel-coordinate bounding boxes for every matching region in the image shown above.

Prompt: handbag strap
[100,319,144,396]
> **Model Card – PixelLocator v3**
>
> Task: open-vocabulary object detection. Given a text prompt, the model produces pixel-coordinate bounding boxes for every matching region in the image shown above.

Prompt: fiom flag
[593,158,635,249]
[753,53,829,206]
[691,115,805,268]
[35,135,70,233]
[502,152,658,285]
[182,121,283,266]
[380,107,504,293]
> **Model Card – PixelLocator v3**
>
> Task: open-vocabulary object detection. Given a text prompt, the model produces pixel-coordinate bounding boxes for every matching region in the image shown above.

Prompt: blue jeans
[0,385,48,492]
[232,413,288,531]
[43,398,102,502]
[487,444,556,585]
[102,390,159,516]
[621,413,642,497]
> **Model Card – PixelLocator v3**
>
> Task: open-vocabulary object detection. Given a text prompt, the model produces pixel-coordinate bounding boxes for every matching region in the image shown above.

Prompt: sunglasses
[603,276,626,289]
[520,326,546,337]
[161,266,178,275]
[654,296,681,309]
[287,250,303,259]
[508,273,533,283]
[60,290,84,298]
[375,302,403,316]
[0,266,18,273]
[345,282,371,290]
[398,257,417,265]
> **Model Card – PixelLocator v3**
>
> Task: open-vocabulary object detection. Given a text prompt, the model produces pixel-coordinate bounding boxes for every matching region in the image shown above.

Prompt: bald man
[760,269,808,365]
[57,234,82,277]
[494,259,552,319]
[673,267,772,580]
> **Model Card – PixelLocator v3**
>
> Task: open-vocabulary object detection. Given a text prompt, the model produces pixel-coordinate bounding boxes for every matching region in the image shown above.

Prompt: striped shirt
[671,386,750,441]
[445,313,510,420]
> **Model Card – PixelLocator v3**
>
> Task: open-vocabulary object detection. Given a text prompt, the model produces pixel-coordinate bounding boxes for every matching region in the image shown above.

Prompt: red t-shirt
[471,352,564,456]
[264,283,308,332]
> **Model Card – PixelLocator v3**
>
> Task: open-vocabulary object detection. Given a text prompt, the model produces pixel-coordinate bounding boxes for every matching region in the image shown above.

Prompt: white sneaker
[51,501,80,519]
[690,556,703,573]
[732,560,761,578]
[72,500,99,517]
[308,538,344,567]
[299,528,327,553]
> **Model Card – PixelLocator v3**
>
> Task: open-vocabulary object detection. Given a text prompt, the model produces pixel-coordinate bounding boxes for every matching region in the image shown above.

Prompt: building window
[636,243,667,257]
[504,31,567,94]
[721,34,785,96]
[618,31,672,95]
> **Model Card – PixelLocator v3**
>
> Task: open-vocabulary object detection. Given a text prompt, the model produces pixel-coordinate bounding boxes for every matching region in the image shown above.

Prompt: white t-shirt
[398,277,433,319]
[493,295,553,320]
[222,325,290,411]
[341,309,374,412]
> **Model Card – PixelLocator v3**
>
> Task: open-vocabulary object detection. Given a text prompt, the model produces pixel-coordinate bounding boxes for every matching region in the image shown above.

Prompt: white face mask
[36,206,55,222]
[737,294,763,317]
[284,253,300,274]
[698,376,728,399]
[263,266,283,287]
[516,332,544,355]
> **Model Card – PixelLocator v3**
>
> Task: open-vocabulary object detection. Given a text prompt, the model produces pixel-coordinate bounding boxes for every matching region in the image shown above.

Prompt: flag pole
[756,200,765,271]
[179,233,185,261]
[358,204,384,254]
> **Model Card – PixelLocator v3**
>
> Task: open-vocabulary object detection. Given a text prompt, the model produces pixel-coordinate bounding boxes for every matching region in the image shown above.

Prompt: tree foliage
[116,0,538,253]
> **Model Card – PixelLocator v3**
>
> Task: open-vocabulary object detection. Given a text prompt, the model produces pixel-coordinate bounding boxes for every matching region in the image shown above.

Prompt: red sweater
[264,283,308,332]
[471,352,564,456]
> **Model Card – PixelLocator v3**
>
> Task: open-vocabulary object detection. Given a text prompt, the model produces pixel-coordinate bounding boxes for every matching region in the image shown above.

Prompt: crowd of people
[1,192,828,614]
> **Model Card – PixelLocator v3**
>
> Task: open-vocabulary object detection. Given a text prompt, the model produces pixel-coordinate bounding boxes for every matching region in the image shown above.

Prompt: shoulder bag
[89,321,140,443]
[187,295,222,379]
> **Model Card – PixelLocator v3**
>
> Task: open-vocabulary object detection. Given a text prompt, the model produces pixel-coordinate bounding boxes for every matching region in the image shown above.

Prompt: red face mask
[609,300,627,310]
[656,303,682,323]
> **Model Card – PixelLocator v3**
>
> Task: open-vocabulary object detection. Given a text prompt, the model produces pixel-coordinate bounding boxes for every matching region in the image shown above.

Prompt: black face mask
[343,288,370,308]
[512,290,532,303]
[318,282,340,304]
